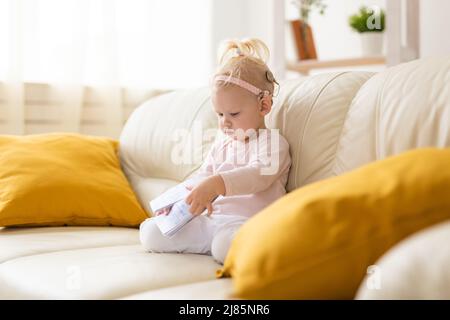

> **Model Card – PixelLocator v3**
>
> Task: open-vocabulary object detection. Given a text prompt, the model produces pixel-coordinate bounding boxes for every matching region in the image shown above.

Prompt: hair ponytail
[217,38,270,68]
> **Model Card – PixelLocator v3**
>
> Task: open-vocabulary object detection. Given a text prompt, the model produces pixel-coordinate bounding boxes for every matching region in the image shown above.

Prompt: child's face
[212,84,266,139]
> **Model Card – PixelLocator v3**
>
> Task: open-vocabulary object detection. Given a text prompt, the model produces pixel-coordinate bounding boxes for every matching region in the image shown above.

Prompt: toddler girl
[140,38,291,264]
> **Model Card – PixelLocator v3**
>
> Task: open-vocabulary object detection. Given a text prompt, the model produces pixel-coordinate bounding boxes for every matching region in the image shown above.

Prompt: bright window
[0,0,212,89]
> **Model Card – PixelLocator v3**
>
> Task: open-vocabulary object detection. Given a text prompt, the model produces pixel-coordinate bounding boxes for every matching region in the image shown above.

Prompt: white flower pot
[360,32,384,56]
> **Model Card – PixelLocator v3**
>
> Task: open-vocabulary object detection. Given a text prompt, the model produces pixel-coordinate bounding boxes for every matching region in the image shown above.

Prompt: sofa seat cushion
[0,226,139,263]
[0,244,221,299]
[120,279,234,300]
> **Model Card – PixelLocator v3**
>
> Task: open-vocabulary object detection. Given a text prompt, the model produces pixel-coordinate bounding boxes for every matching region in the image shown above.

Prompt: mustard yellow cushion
[0,133,148,227]
[217,148,450,299]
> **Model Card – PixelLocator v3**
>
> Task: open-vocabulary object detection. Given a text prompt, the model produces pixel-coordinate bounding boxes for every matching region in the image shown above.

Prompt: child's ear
[259,95,272,115]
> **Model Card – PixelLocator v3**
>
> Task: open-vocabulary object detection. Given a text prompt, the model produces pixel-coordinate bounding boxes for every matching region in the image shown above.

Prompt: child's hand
[185,175,225,216]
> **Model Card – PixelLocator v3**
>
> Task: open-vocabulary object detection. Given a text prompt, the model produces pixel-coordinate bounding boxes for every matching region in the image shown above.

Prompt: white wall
[210,0,285,81]
[210,0,249,68]
[210,0,390,81]
[420,0,450,58]
[208,0,450,82]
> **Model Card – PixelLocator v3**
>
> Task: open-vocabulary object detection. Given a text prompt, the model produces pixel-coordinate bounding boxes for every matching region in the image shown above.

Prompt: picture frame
[290,19,318,60]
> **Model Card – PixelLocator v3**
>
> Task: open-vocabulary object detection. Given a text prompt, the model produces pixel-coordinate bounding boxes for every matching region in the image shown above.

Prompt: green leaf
[348,6,385,33]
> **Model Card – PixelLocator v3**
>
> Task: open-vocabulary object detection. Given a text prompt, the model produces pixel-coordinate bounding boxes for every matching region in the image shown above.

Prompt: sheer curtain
[0,0,211,138]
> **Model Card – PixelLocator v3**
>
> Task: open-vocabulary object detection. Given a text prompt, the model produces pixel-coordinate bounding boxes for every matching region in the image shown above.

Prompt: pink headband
[214,75,271,98]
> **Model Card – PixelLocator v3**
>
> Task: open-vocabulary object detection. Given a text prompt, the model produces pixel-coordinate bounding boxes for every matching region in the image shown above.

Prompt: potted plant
[349,6,386,56]
[290,0,327,60]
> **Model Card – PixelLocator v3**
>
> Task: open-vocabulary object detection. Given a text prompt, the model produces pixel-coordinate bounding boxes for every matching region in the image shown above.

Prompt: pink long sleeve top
[193,129,291,218]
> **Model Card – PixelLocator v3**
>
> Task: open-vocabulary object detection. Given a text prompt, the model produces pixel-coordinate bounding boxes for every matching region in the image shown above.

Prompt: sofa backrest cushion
[266,72,374,191]
[333,56,450,175]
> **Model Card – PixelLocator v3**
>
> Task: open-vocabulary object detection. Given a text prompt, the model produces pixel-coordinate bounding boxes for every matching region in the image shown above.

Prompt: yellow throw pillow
[0,133,148,227]
[217,147,450,299]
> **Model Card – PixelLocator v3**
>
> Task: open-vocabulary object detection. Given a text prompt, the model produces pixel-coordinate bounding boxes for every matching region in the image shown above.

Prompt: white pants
[139,214,248,264]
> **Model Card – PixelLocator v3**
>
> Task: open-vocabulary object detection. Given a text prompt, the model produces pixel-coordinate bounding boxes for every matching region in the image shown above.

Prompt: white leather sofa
[1,56,449,299]
[356,220,450,299]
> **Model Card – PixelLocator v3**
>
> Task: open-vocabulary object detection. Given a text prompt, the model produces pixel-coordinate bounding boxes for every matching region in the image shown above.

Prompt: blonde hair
[214,38,278,96]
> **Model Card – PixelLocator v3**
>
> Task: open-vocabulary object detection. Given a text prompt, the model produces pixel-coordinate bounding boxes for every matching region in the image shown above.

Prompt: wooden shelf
[287,56,386,75]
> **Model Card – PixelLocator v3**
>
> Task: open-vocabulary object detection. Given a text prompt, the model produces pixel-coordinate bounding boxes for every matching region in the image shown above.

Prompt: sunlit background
[0,0,211,88]
[0,0,449,138]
